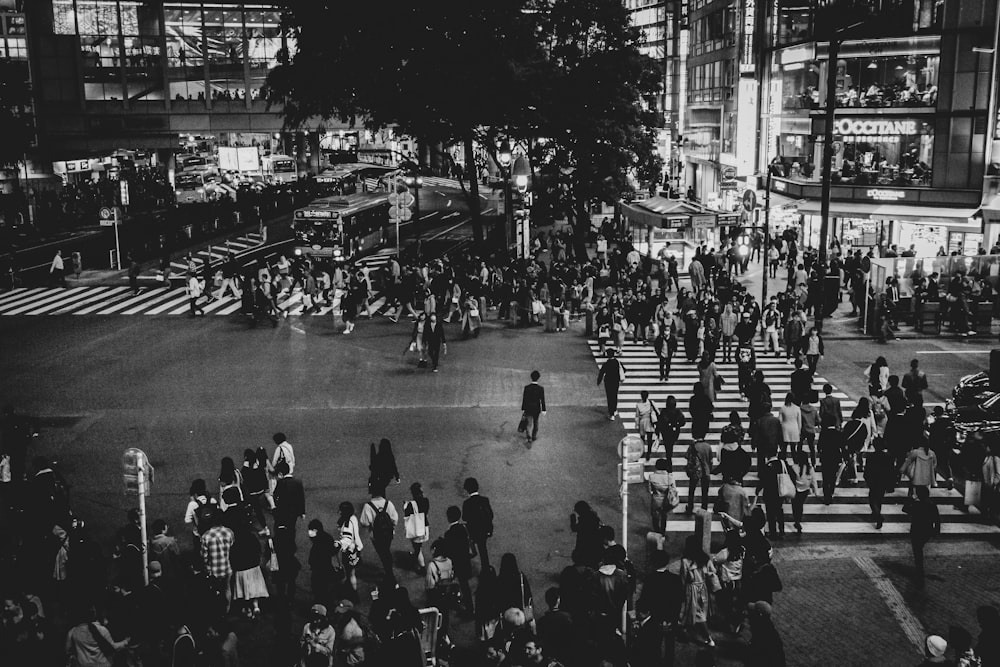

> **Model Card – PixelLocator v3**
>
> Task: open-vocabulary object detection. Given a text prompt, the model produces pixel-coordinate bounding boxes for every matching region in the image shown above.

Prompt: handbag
[266,537,279,572]
[714,375,724,391]
[518,413,528,433]
[965,480,982,506]
[777,461,795,500]
[706,566,723,594]
[403,501,427,540]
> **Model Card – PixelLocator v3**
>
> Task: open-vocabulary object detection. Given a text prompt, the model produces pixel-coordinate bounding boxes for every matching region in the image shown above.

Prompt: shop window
[52,0,77,34]
[779,61,820,112]
[165,4,205,102]
[205,7,246,100]
[3,37,26,60]
[246,8,281,99]
[74,0,120,36]
[832,55,938,109]
[776,0,810,46]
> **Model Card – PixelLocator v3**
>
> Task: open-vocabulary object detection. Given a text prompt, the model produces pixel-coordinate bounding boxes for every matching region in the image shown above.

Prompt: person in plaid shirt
[200,509,235,605]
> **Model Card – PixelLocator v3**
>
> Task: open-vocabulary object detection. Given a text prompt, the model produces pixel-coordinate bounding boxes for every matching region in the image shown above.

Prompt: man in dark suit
[789,357,813,405]
[442,505,474,609]
[272,460,305,540]
[635,550,683,665]
[422,312,447,372]
[597,349,626,420]
[461,477,494,570]
[521,370,547,442]
[818,383,843,431]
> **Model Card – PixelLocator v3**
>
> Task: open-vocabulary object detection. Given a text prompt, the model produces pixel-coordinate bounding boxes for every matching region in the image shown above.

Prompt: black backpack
[368,501,394,546]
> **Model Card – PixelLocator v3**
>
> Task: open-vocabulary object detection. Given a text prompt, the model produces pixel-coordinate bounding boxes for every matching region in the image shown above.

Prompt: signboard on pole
[123,447,153,586]
[99,207,115,226]
[120,180,130,206]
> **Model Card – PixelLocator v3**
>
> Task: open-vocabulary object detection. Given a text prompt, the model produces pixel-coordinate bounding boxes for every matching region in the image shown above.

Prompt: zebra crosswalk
[165,232,265,276]
[588,340,997,536]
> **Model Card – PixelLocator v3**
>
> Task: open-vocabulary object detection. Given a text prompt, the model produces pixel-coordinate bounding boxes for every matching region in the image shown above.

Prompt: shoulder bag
[777,461,796,500]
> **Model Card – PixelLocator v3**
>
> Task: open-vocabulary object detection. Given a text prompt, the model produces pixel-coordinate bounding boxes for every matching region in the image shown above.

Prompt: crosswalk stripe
[1,287,89,314]
[0,287,30,305]
[113,289,184,315]
[200,296,239,314]
[588,337,996,536]
[27,286,121,315]
[0,287,55,310]
[146,294,198,315]
[74,288,146,314]
[53,287,132,314]
[216,300,245,315]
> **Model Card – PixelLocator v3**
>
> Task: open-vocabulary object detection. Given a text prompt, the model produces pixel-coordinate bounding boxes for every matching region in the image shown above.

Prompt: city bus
[291,193,391,261]
[314,162,398,196]
[262,154,298,184]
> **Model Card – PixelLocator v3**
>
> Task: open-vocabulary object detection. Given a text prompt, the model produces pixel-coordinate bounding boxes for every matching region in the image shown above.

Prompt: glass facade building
[757,0,1000,255]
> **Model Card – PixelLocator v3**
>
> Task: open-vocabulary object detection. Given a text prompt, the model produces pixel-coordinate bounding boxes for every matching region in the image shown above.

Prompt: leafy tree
[267,0,661,255]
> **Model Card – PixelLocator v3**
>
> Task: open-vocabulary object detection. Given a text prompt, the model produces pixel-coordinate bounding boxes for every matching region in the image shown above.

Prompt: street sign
[742,189,757,211]
[120,180,130,206]
[123,447,154,496]
[388,190,415,208]
[99,207,113,222]
[388,206,412,222]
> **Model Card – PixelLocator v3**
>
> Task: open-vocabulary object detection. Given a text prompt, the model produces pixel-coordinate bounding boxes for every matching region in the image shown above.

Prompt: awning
[766,192,805,210]
[979,195,1000,226]
[798,200,979,226]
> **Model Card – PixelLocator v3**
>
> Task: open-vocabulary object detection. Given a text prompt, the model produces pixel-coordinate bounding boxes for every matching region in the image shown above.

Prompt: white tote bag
[404,500,427,540]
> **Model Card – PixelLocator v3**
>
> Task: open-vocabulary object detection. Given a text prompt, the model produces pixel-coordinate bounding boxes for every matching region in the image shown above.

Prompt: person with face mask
[308,519,341,609]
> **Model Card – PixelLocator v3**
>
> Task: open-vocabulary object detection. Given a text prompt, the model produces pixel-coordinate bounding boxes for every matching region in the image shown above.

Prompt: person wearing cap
[918,634,948,666]
[300,604,335,666]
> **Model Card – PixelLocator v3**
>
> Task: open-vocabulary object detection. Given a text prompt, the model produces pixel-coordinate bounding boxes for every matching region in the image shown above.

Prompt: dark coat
[521,383,547,415]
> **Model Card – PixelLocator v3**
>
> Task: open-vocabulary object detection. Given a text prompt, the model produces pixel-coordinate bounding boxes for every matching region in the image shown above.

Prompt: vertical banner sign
[741,0,756,74]
[736,78,759,176]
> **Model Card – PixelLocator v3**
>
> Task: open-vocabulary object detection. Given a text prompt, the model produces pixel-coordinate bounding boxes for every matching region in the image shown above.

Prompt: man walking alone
[461,477,494,570]
[521,370,547,442]
[598,349,627,421]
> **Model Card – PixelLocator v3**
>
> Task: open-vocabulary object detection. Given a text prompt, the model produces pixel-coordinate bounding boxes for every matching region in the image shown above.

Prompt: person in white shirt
[359,492,398,578]
[50,250,66,287]
[187,273,205,316]
[271,433,295,475]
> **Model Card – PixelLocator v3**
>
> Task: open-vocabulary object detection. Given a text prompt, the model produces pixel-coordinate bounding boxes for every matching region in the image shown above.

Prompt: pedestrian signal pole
[618,435,643,638]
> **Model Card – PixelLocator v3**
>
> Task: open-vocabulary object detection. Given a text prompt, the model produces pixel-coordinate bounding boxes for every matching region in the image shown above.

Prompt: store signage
[773,179,787,192]
[692,214,716,229]
[817,35,941,60]
[736,78,758,177]
[866,189,907,201]
[664,217,687,229]
[295,209,337,219]
[740,0,755,74]
[835,119,918,135]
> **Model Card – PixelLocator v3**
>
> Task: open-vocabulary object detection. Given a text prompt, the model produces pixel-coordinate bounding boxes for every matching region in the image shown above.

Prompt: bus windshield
[175,173,203,190]
[181,155,207,169]
[272,158,295,173]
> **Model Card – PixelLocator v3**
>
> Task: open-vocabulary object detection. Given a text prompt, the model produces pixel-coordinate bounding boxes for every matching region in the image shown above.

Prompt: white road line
[28,286,120,315]
[915,350,991,354]
[53,287,131,314]
[216,300,245,315]
[853,555,926,654]
[2,287,89,314]
[0,287,52,309]
[110,289,183,315]
[0,287,28,303]
[200,296,239,314]
[146,294,196,315]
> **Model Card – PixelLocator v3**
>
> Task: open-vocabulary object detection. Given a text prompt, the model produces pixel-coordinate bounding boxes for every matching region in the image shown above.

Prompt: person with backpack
[425,538,461,636]
[183,479,216,551]
[655,395,686,466]
[65,605,130,667]
[359,488,398,580]
[462,477,495,570]
[442,505,475,612]
[403,482,430,573]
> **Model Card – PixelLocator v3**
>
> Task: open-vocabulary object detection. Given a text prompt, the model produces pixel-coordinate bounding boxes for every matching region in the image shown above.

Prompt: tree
[0,58,33,170]
[267,0,662,255]
[266,1,543,245]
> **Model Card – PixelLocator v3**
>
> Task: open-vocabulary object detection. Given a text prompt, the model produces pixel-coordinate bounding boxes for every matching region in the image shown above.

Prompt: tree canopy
[267,0,663,250]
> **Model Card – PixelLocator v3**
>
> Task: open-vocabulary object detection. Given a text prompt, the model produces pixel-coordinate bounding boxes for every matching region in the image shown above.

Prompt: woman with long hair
[410,312,429,366]
[570,501,603,566]
[475,565,501,642]
[689,381,714,441]
[866,356,890,398]
[242,448,268,531]
[790,450,818,533]
[337,501,362,592]
[778,392,802,460]
[230,520,269,619]
[497,553,534,632]
[698,351,721,403]
[711,530,744,633]
[218,456,244,512]
[368,438,400,494]
[680,535,718,647]
[403,482,430,573]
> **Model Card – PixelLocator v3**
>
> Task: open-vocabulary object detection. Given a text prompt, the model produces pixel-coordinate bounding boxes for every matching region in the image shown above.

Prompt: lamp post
[761,158,782,306]
[817,21,864,334]
[498,140,513,254]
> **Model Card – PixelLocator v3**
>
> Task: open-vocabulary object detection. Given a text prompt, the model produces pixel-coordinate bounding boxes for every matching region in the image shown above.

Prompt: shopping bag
[964,480,982,507]
[517,413,528,433]
[777,461,795,500]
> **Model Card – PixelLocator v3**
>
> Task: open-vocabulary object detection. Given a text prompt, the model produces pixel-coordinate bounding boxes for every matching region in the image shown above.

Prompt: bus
[262,154,298,184]
[314,162,398,196]
[175,172,232,204]
[292,193,391,261]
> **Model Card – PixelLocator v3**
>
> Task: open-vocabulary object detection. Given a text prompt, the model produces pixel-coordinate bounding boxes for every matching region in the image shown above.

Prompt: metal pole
[114,209,122,271]
[620,447,628,640]
[138,454,149,586]
[396,199,401,256]
[413,181,421,240]
[505,170,513,255]
[816,37,840,334]
[762,166,772,306]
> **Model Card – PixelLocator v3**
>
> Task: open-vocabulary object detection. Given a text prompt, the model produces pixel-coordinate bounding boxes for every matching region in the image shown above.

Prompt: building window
[205,6,245,100]
[3,36,26,59]
[52,0,77,34]
[245,8,281,99]
[165,3,205,101]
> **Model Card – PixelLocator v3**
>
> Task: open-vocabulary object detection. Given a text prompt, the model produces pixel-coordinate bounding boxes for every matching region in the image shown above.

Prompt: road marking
[915,350,991,354]
[852,555,926,655]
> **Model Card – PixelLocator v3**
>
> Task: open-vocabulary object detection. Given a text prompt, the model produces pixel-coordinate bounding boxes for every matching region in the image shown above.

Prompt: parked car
[951,371,992,407]
[946,391,1000,442]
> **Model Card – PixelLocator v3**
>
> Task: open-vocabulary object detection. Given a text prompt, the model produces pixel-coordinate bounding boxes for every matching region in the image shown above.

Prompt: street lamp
[498,141,513,253]
[816,20,864,334]
[761,158,784,306]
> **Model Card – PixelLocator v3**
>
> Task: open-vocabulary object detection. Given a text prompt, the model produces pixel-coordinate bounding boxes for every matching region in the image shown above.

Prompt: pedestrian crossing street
[162,232,264,277]
[0,248,398,317]
[588,340,998,537]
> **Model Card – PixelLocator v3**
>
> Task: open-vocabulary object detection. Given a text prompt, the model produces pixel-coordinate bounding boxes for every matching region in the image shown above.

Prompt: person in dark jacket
[307,519,340,608]
[520,370,547,442]
[422,313,447,372]
[746,601,787,667]
[817,415,846,504]
[655,396,686,466]
[597,350,627,420]
[864,439,896,529]
[442,506,474,610]
[462,477,494,570]
[757,453,792,539]
[688,382,714,440]
[634,550,683,666]
[570,501,603,568]
[368,438,400,494]
[905,485,940,577]
[272,461,305,540]
[536,587,574,664]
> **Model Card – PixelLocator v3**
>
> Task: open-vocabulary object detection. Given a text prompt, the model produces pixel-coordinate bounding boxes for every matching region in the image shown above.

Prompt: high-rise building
[18,1,385,186]
[625,0,683,187]
[758,0,1000,254]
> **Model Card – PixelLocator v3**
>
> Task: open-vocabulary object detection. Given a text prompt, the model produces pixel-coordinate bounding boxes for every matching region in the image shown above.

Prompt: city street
[3,260,1000,664]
